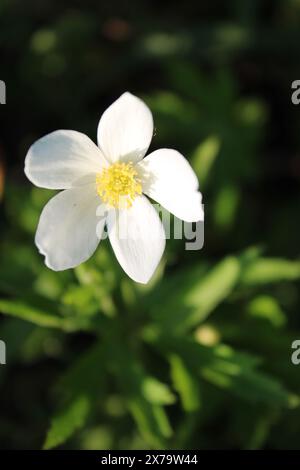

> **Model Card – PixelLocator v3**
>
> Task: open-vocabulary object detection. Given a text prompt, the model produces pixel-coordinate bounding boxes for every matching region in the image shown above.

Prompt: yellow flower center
[96,162,142,209]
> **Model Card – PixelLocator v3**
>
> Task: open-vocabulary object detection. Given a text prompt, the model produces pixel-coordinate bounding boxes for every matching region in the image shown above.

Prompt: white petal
[35,185,105,271]
[25,130,107,189]
[107,196,165,284]
[137,149,204,222]
[97,92,153,164]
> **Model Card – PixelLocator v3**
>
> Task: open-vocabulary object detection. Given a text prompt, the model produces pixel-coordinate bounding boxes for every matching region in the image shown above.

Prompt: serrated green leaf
[44,395,90,450]
[43,343,106,449]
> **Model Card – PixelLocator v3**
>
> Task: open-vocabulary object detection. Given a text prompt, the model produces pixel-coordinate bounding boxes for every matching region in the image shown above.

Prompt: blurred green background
[1,0,300,450]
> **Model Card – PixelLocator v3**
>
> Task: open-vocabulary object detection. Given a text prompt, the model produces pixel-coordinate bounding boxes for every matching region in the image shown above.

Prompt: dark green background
[0,0,300,450]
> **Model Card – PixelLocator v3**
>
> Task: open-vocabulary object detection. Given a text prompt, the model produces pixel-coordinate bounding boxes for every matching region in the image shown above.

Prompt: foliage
[0,0,300,450]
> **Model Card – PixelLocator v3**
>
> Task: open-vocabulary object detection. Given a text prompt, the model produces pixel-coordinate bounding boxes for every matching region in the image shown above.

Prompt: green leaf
[247,296,286,327]
[151,256,240,333]
[191,135,221,187]
[44,396,90,450]
[147,335,298,408]
[0,296,106,332]
[44,343,106,449]
[142,377,176,405]
[128,399,172,447]
[106,338,173,447]
[0,299,72,330]
[240,258,300,286]
[169,354,201,412]
[213,184,240,230]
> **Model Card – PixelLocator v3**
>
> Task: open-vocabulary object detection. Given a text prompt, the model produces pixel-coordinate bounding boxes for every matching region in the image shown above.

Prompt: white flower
[24,92,204,284]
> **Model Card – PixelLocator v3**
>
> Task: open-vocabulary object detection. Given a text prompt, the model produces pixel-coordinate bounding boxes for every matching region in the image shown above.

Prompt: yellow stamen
[96,162,142,209]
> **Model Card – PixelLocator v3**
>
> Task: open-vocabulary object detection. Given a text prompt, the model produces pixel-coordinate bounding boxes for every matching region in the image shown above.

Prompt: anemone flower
[25,92,204,283]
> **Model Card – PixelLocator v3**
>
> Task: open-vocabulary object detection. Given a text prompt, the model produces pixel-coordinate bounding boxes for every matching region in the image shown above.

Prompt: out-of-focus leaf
[129,399,172,448]
[146,334,298,409]
[169,354,201,412]
[0,241,73,300]
[74,261,117,317]
[247,296,286,327]
[235,99,267,128]
[144,91,201,145]
[107,337,173,447]
[245,408,278,450]
[5,185,53,234]
[34,270,65,300]
[0,298,73,330]
[150,256,240,333]
[213,184,240,230]
[62,285,100,317]
[44,343,106,449]
[191,135,221,187]
[240,258,300,286]
[142,377,176,405]
[0,296,107,332]
[80,425,113,450]
[165,61,205,103]
[201,365,296,408]
[0,243,40,294]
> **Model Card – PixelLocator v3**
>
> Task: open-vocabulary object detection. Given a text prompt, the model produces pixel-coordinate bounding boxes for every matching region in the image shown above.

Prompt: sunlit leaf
[240,258,300,285]
[150,256,240,333]
[142,377,176,405]
[247,296,286,327]
[191,135,221,187]
[44,395,90,450]
[0,298,72,330]
[169,354,201,412]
